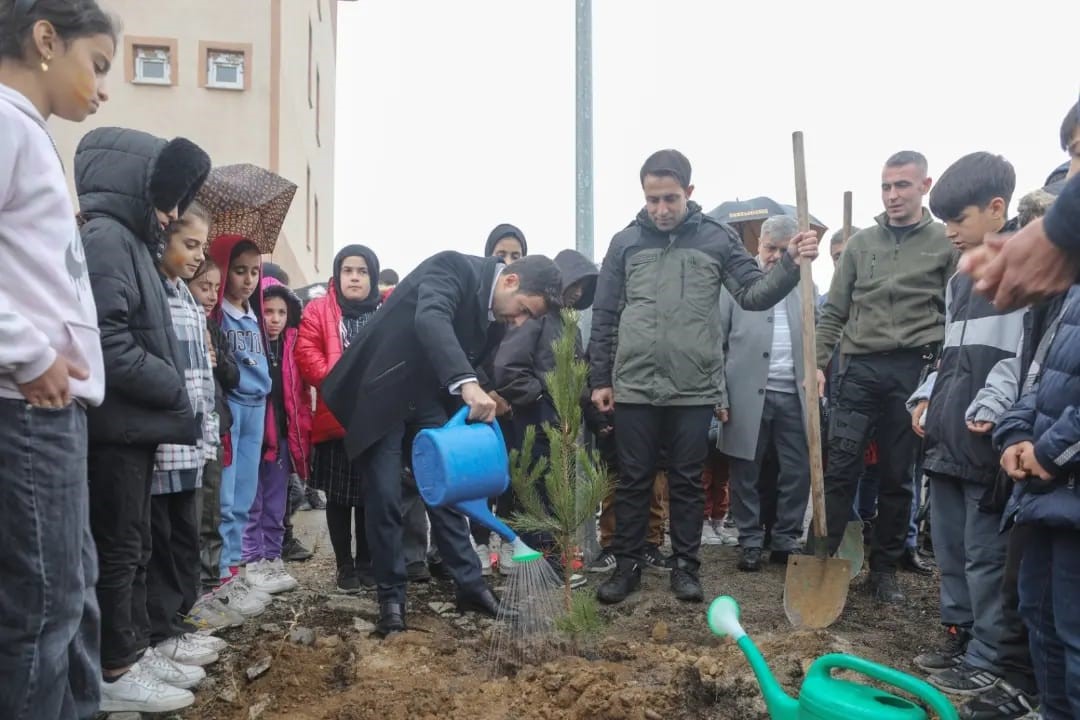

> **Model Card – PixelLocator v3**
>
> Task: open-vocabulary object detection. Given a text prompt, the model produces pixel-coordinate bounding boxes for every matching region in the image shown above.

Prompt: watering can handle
[448,406,471,427]
[808,654,960,720]
[447,405,506,445]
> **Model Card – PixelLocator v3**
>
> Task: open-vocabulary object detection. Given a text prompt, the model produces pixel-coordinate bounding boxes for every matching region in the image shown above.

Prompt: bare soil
[164,511,948,720]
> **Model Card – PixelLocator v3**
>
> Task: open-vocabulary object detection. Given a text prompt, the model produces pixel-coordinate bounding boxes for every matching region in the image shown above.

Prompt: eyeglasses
[14,0,41,17]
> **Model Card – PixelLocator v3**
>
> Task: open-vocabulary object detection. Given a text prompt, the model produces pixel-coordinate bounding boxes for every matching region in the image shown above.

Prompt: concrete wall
[48,0,338,286]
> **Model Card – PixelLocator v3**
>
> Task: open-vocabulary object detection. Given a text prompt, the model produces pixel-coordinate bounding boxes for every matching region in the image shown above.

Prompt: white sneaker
[701,520,724,546]
[183,631,227,653]
[247,559,295,595]
[267,557,299,591]
[234,575,273,604]
[100,662,195,713]
[156,634,220,666]
[475,544,492,576]
[498,541,516,576]
[140,647,206,689]
[717,517,739,546]
[215,579,266,617]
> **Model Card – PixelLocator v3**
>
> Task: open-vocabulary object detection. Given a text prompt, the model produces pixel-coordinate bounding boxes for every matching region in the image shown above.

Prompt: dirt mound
[179,519,948,720]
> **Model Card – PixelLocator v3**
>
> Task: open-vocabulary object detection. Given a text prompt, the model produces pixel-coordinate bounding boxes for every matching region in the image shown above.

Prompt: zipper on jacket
[285,333,308,477]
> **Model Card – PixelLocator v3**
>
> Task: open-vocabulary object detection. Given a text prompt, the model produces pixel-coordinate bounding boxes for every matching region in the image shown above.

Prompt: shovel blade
[783,554,852,629]
[805,522,865,580]
[838,522,865,579]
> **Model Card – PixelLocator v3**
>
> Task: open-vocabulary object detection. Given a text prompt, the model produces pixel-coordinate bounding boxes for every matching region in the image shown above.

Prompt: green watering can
[707,596,959,720]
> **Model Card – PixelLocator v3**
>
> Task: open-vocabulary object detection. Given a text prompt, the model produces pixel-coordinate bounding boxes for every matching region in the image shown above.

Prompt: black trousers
[824,351,927,573]
[325,501,371,572]
[612,404,713,572]
[146,490,199,645]
[88,443,155,671]
[195,458,223,595]
[359,398,484,605]
[999,523,1037,694]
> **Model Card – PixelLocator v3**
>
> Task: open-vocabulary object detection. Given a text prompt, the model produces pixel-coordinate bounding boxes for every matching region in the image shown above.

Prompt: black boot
[900,546,934,576]
[456,587,515,619]
[356,561,376,589]
[670,559,703,602]
[336,562,360,593]
[375,602,406,637]
[407,561,432,583]
[596,559,641,605]
[737,547,763,572]
[282,537,314,562]
[868,571,905,604]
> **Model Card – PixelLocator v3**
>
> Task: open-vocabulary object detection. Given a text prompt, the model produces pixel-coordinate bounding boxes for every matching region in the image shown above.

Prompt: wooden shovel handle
[842,191,853,244]
[792,132,827,540]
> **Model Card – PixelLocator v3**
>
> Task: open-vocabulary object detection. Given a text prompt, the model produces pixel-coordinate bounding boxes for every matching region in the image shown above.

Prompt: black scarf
[333,244,381,318]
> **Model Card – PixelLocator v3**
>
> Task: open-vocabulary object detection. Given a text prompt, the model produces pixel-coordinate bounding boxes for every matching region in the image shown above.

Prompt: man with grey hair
[717,215,812,571]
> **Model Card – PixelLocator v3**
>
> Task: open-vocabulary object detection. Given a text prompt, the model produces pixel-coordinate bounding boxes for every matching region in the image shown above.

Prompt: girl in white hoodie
[0,2,116,719]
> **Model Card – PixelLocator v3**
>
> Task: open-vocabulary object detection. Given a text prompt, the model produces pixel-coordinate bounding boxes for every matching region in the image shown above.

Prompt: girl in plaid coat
[146,203,223,680]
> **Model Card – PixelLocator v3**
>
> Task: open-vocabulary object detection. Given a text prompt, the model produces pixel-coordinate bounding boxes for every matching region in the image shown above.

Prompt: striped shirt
[766,297,797,392]
[153,277,215,495]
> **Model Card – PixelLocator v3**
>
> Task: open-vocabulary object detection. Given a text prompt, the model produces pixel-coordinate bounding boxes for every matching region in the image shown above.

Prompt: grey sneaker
[959,680,1038,719]
[927,661,998,696]
[186,595,243,631]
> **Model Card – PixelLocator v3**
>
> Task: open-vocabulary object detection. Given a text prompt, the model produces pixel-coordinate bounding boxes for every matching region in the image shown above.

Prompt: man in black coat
[323,251,563,635]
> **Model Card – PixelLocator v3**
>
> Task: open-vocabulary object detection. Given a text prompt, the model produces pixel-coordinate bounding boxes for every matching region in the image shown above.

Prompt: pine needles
[489,309,611,674]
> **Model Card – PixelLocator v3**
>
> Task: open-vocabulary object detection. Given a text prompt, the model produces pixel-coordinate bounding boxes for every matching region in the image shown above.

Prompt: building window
[307,21,313,108]
[124,37,178,86]
[313,195,320,272]
[134,46,170,84]
[207,51,244,89]
[315,67,321,146]
[305,165,311,251]
[198,41,252,91]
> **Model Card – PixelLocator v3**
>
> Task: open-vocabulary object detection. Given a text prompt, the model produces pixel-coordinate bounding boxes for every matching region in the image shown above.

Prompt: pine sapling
[509,309,611,616]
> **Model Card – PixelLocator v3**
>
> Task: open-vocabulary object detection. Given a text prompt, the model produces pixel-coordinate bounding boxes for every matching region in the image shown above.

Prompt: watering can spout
[707,597,800,720]
[454,497,517,545]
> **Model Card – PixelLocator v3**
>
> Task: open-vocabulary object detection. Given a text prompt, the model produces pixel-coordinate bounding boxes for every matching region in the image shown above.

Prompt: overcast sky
[334,0,1075,290]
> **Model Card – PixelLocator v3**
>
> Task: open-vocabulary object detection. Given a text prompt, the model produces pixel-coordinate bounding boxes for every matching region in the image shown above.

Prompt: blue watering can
[412,407,541,563]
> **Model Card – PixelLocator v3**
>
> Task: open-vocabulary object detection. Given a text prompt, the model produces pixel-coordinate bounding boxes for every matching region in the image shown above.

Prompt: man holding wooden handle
[590,149,819,606]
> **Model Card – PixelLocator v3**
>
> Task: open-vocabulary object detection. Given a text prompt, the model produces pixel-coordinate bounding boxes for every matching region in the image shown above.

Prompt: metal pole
[574,0,600,564]
[575,0,594,261]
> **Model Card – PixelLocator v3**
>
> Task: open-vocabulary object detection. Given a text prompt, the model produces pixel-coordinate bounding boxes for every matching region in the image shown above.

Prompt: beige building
[50,0,346,286]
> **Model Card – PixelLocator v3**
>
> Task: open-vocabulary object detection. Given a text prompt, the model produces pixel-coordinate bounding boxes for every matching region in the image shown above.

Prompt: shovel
[835,192,866,578]
[783,131,851,629]
[805,192,864,579]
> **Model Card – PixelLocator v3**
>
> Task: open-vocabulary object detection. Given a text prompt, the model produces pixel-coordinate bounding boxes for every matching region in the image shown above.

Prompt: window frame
[124,36,178,86]
[198,41,253,92]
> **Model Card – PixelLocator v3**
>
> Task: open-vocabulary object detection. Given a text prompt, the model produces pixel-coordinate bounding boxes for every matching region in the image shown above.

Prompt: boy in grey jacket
[906,154,1031,711]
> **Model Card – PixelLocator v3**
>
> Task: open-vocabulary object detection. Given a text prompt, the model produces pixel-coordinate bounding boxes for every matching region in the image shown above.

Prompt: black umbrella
[708,196,828,253]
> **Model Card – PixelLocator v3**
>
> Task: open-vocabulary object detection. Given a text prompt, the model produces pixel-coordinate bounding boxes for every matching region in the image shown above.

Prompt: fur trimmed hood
[75,128,210,258]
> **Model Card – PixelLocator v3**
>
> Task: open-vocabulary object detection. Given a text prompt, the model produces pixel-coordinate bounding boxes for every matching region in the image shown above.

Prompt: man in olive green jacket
[815,150,956,604]
[590,149,820,605]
